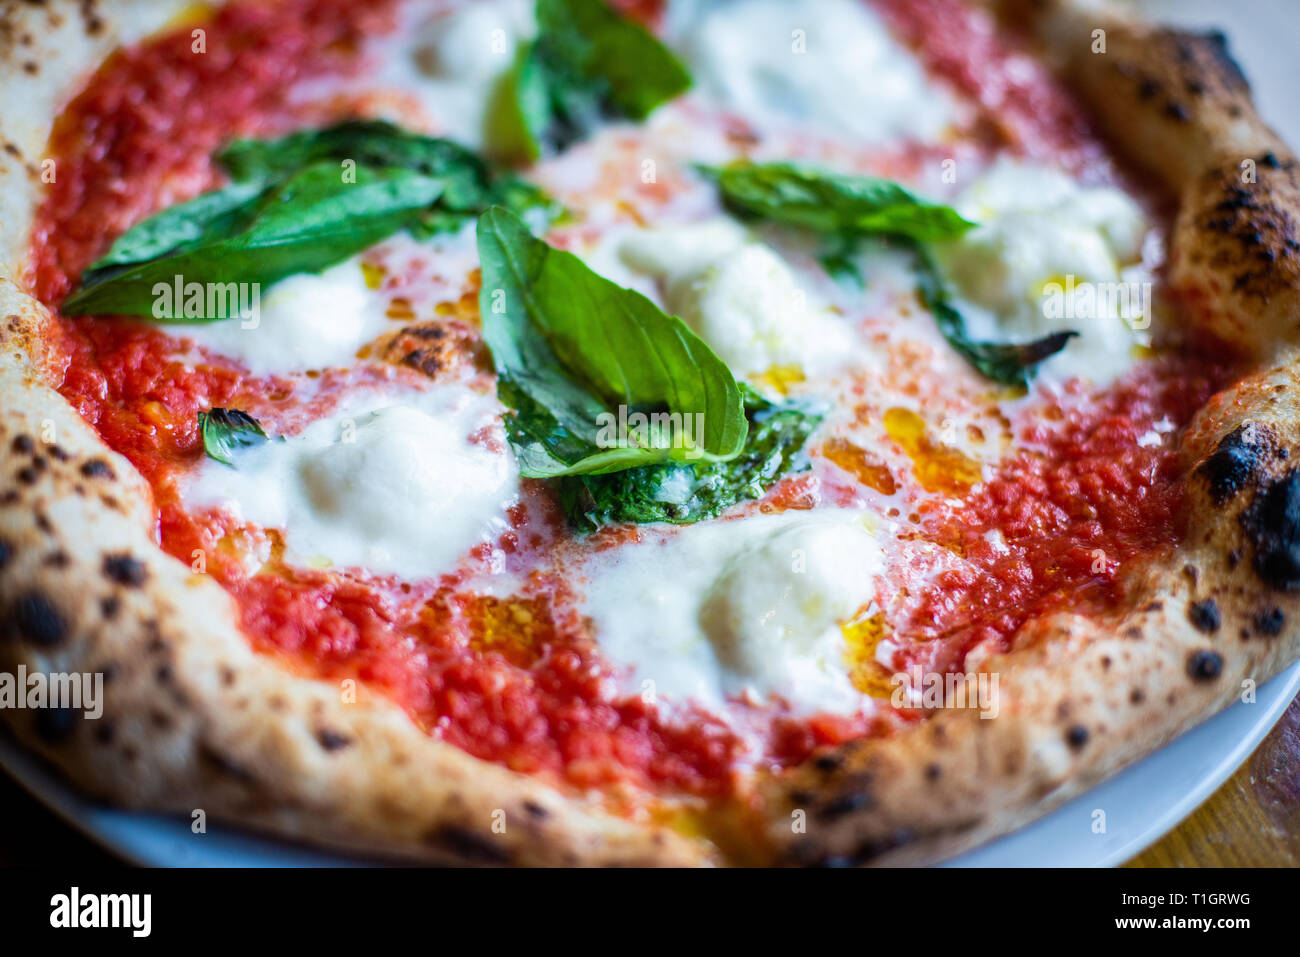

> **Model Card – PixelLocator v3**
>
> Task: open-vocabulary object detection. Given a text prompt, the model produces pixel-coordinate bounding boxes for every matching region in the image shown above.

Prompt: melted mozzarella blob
[935,160,1153,386]
[187,391,517,579]
[671,0,954,144]
[582,511,883,714]
[618,220,856,382]
[166,259,383,376]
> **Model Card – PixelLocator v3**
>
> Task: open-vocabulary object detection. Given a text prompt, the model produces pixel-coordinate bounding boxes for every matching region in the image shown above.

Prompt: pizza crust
[1,0,1298,867]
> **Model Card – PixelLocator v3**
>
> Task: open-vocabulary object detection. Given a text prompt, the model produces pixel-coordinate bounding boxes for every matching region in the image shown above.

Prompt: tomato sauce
[26,0,1225,796]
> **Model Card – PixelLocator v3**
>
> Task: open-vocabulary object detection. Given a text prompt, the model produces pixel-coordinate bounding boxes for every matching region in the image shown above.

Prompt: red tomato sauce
[26,0,1225,796]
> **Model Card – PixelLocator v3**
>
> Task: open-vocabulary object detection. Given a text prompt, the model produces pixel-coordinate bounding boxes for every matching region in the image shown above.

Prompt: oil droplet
[842,610,894,698]
[883,406,982,494]
[822,437,897,495]
[360,261,387,290]
[753,364,806,396]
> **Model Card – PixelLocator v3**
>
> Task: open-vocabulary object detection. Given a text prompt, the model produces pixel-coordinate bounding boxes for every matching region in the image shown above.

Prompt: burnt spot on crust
[315,728,351,752]
[816,790,875,822]
[523,800,549,819]
[1253,607,1286,636]
[1197,424,1275,505]
[102,553,147,587]
[199,745,255,784]
[99,595,120,620]
[0,538,11,570]
[1195,160,1300,303]
[1199,29,1251,92]
[1065,725,1089,751]
[15,466,40,485]
[426,825,513,865]
[1188,598,1221,633]
[11,434,34,455]
[1239,469,1300,590]
[1187,649,1224,681]
[812,752,843,774]
[34,706,79,743]
[79,458,115,480]
[3,591,68,646]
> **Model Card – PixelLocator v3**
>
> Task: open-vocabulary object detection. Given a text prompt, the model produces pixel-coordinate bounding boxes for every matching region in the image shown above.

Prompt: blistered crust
[0,0,708,867]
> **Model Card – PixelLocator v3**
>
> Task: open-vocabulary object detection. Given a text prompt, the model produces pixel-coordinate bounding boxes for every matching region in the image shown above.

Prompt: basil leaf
[66,121,556,319]
[494,0,691,160]
[218,120,552,226]
[701,162,975,244]
[558,387,822,530]
[476,206,746,477]
[912,246,1075,387]
[198,408,270,467]
[64,163,447,319]
[700,161,1072,384]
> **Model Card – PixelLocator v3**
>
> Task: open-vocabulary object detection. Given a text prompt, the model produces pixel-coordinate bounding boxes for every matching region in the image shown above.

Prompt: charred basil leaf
[493,0,691,160]
[198,408,270,467]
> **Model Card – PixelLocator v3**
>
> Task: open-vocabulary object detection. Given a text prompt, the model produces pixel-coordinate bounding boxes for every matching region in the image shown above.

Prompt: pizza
[1,0,1298,868]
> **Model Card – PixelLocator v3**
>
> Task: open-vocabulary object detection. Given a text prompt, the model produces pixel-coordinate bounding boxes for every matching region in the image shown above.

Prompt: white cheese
[164,259,386,376]
[582,510,883,714]
[934,159,1153,387]
[617,220,857,383]
[669,0,954,144]
[186,388,517,579]
[397,0,536,149]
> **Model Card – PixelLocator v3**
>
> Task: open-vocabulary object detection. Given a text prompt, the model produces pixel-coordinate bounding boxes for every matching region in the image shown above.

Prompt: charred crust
[1187,649,1224,681]
[523,800,549,819]
[98,595,120,620]
[79,458,114,479]
[1065,725,1089,750]
[1253,607,1285,636]
[102,552,146,587]
[1130,687,1146,705]
[11,434,34,454]
[0,539,10,570]
[315,728,351,751]
[816,790,875,822]
[812,752,843,774]
[15,465,39,485]
[1197,424,1274,505]
[426,825,512,865]
[34,706,79,743]
[4,591,68,646]
[199,745,255,784]
[1188,598,1221,633]
[1239,469,1300,590]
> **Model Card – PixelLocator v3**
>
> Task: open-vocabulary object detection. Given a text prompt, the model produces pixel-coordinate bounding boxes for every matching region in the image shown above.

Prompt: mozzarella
[934,160,1153,386]
[398,0,536,149]
[165,259,386,376]
[617,220,856,383]
[582,510,883,714]
[669,0,954,144]
[186,389,517,579]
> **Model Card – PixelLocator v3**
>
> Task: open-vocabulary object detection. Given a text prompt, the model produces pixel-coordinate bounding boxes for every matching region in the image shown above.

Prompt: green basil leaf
[493,0,691,160]
[912,245,1075,387]
[218,119,552,225]
[476,205,746,477]
[198,408,270,467]
[558,386,822,530]
[64,163,447,319]
[701,161,975,244]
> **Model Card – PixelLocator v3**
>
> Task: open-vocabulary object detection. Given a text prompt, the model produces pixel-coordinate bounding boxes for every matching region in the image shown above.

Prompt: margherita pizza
[1,0,1299,866]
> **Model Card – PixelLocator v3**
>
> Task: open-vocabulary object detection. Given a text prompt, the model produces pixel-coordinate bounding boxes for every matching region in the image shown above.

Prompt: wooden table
[3,693,1298,866]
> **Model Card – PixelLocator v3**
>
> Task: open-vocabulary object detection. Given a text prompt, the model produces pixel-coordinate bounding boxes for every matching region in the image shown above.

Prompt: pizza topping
[198,408,272,467]
[558,384,821,530]
[582,510,882,715]
[186,391,518,578]
[63,120,551,321]
[618,221,856,381]
[673,0,954,145]
[934,159,1154,387]
[476,206,747,476]
[492,0,691,161]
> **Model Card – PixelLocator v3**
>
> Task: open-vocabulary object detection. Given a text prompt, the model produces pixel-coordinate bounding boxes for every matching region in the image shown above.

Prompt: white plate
[3,660,1297,867]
